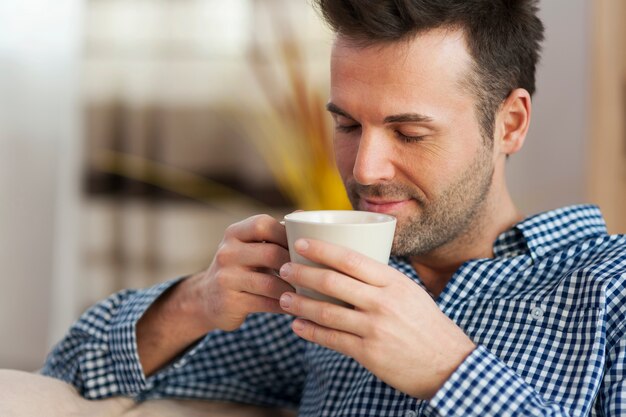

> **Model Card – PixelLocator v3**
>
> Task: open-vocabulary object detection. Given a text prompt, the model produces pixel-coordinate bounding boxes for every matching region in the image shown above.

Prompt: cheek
[333,139,358,179]
[396,147,465,196]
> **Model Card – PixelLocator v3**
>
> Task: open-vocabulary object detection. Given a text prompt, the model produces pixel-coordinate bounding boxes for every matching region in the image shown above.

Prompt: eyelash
[336,124,359,134]
[335,125,425,143]
[395,131,426,143]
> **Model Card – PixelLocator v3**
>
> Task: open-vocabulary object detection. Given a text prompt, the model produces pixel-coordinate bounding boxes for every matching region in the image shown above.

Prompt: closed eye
[395,131,426,143]
[336,124,361,133]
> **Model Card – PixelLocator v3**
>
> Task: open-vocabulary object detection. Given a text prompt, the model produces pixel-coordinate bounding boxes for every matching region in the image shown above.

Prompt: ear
[494,88,531,156]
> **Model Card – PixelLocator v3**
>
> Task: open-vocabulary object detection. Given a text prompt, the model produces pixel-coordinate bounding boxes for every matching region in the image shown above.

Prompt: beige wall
[507,0,589,216]
[0,0,83,369]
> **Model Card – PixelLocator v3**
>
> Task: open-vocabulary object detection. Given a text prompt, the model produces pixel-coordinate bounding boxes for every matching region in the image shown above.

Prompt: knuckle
[251,214,272,235]
[323,329,339,348]
[318,306,335,325]
[343,251,363,271]
[214,246,232,267]
[223,222,239,238]
[319,271,337,293]
[212,269,230,288]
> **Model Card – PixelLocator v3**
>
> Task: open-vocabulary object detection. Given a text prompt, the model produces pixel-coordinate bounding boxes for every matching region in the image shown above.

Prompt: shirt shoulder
[574,233,626,278]
[567,233,626,340]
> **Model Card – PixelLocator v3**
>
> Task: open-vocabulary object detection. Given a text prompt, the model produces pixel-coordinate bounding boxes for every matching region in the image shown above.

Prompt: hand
[187,214,295,332]
[277,238,476,400]
[137,214,294,375]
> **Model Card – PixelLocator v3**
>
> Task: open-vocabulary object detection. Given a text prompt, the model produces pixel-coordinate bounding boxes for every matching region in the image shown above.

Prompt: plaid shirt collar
[494,204,607,261]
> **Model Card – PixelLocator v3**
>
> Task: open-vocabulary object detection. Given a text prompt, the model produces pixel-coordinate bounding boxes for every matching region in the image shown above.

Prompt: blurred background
[0,0,624,371]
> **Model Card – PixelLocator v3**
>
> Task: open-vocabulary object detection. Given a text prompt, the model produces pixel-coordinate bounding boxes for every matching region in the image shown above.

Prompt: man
[33,0,626,415]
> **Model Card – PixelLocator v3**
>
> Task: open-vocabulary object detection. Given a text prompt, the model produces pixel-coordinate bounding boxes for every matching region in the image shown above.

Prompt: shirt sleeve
[41,278,180,398]
[425,346,571,416]
[41,278,307,408]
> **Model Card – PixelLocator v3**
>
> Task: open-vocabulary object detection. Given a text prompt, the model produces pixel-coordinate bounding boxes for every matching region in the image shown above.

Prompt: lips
[361,198,411,214]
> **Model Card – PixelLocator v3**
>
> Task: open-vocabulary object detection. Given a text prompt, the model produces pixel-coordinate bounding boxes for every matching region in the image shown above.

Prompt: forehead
[329,28,475,113]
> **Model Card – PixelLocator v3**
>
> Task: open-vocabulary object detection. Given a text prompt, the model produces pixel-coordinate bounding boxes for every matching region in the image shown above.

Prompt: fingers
[290,238,390,287]
[214,264,294,300]
[226,214,288,247]
[216,241,290,271]
[242,293,287,316]
[279,262,373,308]
[236,270,295,300]
[290,318,362,357]
[279,291,366,336]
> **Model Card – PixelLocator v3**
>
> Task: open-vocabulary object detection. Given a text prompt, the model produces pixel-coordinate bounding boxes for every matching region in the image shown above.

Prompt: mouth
[361,198,412,214]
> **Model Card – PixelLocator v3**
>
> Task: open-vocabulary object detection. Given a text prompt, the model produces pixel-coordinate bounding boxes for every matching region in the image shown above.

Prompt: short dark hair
[314,0,544,143]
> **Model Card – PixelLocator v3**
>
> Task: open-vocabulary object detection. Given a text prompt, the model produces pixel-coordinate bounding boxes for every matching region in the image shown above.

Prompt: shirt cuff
[426,345,565,416]
[108,277,184,396]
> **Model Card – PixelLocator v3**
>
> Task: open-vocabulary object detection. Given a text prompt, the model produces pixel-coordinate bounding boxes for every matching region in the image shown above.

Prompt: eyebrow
[383,113,434,124]
[325,102,434,124]
[326,102,354,120]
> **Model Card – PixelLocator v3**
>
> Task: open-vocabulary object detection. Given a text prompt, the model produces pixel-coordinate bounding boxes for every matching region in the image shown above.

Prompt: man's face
[329,29,496,257]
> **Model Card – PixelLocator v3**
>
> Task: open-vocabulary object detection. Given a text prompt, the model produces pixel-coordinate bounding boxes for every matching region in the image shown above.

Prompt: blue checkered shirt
[43,205,626,416]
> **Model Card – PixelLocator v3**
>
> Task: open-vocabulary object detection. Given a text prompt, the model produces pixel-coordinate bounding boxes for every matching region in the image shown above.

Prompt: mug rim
[283,210,396,226]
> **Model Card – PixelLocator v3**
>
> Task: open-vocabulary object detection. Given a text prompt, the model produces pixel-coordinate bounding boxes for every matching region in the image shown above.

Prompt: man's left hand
[278,238,476,400]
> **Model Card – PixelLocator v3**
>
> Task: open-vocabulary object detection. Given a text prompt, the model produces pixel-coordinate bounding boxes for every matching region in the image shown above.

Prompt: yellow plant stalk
[244,7,352,211]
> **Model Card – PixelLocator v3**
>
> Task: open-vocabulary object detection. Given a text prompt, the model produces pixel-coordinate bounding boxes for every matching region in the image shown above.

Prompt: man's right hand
[136,214,294,376]
[191,214,295,331]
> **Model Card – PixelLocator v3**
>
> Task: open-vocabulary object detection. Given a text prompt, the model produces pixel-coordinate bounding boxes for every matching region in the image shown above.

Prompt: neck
[409,181,523,298]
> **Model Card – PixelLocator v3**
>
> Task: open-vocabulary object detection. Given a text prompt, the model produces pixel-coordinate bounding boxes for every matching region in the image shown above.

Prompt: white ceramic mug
[283,210,396,306]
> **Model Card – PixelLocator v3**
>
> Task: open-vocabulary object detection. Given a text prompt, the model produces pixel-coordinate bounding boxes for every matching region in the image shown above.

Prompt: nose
[352,128,396,185]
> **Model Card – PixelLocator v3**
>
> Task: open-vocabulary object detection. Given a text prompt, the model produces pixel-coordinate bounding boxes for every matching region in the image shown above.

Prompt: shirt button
[405,410,417,417]
[535,246,546,256]
[530,307,544,319]
[173,360,186,369]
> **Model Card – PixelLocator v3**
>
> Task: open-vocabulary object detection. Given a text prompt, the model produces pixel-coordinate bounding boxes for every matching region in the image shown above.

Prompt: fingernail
[280,293,292,309]
[279,263,292,278]
[295,239,309,251]
[292,319,305,331]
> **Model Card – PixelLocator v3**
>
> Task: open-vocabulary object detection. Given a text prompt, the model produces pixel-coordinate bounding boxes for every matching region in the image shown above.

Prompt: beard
[345,146,494,257]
